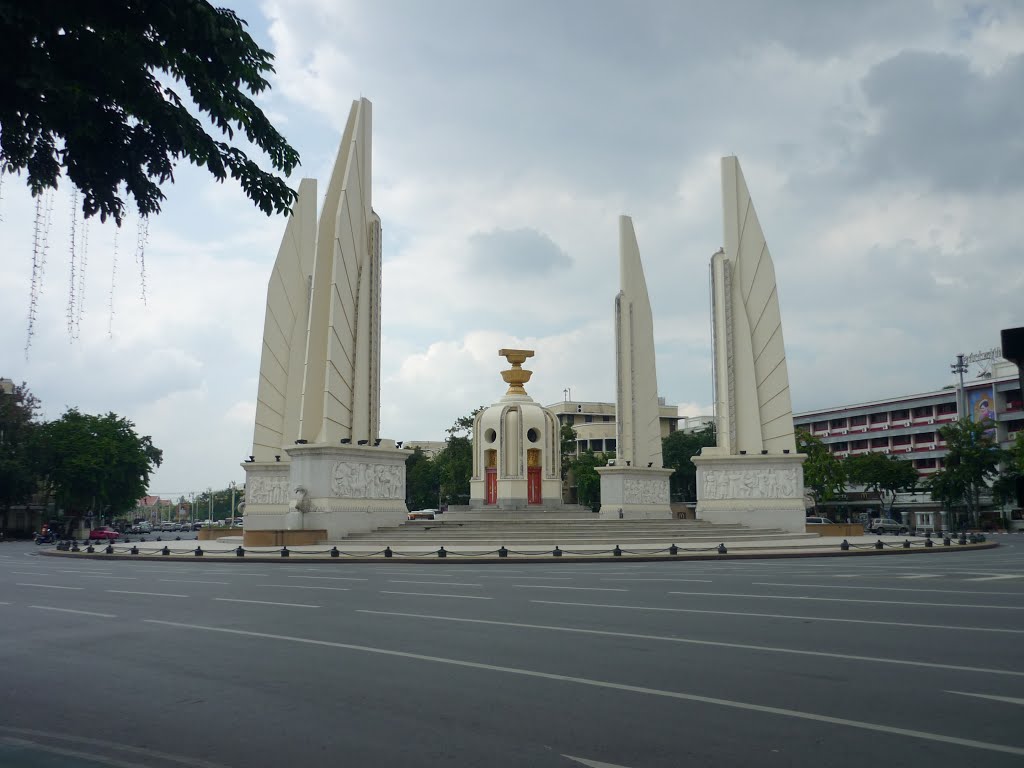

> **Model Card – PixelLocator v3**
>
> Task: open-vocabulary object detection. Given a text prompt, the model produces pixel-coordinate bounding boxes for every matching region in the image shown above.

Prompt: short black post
[925,538,934,548]
[840,539,850,551]
[717,543,727,555]
[194,546,203,557]
[903,540,911,549]
[161,546,170,556]
[669,544,679,555]
[71,542,80,552]
[86,544,95,553]
[438,546,447,558]
[943,536,951,546]
[553,546,562,557]
[105,544,114,554]
[613,545,622,557]
[236,546,245,557]
[958,533,968,545]
[874,540,884,550]
[280,546,290,558]
[130,546,139,555]
[332,546,342,558]
[498,546,508,558]
[156,536,162,542]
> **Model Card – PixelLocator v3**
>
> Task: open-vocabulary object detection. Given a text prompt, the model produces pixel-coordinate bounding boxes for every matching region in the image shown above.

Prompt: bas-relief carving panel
[246,475,290,505]
[623,478,670,505]
[700,467,799,500]
[330,461,404,499]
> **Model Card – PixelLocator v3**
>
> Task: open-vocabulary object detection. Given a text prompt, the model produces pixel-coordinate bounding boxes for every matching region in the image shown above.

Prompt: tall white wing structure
[615,215,664,469]
[711,156,796,455]
[251,178,318,462]
[298,97,381,445]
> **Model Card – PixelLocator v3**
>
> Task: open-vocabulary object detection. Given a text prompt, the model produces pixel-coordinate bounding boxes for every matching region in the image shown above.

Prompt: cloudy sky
[1,0,1022,499]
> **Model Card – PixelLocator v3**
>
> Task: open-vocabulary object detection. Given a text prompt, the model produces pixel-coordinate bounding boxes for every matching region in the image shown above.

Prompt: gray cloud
[465,227,572,276]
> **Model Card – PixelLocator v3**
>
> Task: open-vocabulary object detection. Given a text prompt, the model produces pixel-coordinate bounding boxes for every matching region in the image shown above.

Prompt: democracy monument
[239,97,806,542]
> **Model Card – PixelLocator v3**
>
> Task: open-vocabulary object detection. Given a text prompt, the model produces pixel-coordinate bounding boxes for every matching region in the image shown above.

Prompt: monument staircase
[339,517,816,548]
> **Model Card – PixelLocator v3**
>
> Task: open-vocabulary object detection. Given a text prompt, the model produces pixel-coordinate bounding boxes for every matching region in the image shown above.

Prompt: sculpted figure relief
[623,478,669,505]
[332,461,404,499]
[701,467,800,500]
[247,475,289,504]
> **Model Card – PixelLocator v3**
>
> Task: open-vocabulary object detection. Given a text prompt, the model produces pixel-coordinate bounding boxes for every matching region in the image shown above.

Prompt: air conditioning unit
[904,421,911,427]
[882,425,888,430]
[905,447,913,452]
[882,448,890,454]
[840,429,848,435]
[928,419,935,424]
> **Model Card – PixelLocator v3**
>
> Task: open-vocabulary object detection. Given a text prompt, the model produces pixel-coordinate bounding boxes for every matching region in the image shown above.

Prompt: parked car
[805,516,835,525]
[88,526,119,541]
[407,509,436,520]
[868,518,908,535]
[191,522,203,531]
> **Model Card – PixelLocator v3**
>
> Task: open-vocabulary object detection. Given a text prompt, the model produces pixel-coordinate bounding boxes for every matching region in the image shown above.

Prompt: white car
[868,518,908,535]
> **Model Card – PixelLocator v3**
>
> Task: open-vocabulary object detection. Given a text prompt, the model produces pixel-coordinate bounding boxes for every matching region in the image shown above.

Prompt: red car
[88,526,119,541]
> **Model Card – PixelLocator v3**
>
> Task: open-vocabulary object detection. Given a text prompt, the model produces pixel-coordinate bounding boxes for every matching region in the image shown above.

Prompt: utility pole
[229,481,236,522]
[207,487,213,527]
[951,353,968,419]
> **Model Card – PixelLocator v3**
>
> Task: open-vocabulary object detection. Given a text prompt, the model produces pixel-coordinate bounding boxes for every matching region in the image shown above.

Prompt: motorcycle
[34,530,57,545]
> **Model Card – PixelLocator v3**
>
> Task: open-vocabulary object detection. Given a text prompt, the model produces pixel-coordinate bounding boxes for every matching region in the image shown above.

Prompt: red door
[527,467,542,504]
[486,468,497,505]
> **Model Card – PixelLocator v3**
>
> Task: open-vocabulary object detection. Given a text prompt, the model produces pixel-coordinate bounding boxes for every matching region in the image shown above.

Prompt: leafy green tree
[796,428,846,512]
[571,450,609,507]
[404,447,439,511]
[662,423,716,501]
[430,408,483,506]
[993,432,1024,512]
[0,381,44,523]
[927,418,1004,529]
[0,0,299,223]
[844,451,918,521]
[37,409,162,522]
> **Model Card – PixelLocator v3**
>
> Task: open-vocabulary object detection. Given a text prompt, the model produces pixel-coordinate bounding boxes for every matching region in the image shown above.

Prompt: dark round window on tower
[485,428,497,443]
[527,427,540,443]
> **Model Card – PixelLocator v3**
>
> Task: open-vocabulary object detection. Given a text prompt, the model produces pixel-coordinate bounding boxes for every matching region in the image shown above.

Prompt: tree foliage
[0,0,299,224]
[844,451,918,519]
[37,408,162,518]
[571,450,609,507]
[0,381,43,514]
[796,428,846,511]
[404,447,439,511]
[662,423,716,501]
[993,432,1024,508]
[560,423,576,480]
[926,418,1004,528]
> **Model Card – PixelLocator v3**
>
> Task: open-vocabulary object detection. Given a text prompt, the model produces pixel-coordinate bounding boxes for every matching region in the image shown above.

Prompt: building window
[831,441,848,452]
[603,415,612,422]
[914,432,935,444]
[912,406,932,418]
[915,458,937,469]
[585,415,593,423]
[813,421,828,431]
[605,439,616,453]
[892,435,911,446]
[829,418,846,429]
[850,415,868,426]
[891,409,910,420]
[937,402,957,415]
[851,440,868,449]
[869,412,888,424]
[871,438,888,448]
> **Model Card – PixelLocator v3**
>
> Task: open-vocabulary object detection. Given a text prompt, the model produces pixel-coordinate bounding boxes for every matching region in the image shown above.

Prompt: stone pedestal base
[595,466,673,519]
[692,452,807,533]
[469,477,563,510]
[243,529,327,547]
[242,444,408,540]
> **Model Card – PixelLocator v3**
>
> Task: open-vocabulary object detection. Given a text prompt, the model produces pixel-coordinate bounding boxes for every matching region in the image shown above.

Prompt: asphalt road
[2,537,1023,768]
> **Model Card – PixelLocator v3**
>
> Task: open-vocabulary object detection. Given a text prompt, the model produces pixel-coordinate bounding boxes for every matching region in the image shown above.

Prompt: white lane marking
[261,584,350,592]
[107,590,188,598]
[563,754,632,768]
[144,619,1024,757]
[30,605,117,619]
[600,578,712,583]
[511,585,628,592]
[965,575,1024,582]
[286,575,368,581]
[380,591,493,600]
[946,691,1024,706]
[388,579,483,587]
[11,571,56,576]
[357,609,1024,678]
[753,582,1020,597]
[0,726,232,768]
[667,591,1024,611]
[485,575,573,580]
[160,579,229,585]
[57,569,115,575]
[16,583,83,590]
[531,600,1024,635]
[214,598,319,608]
[77,575,138,580]
[900,575,943,579]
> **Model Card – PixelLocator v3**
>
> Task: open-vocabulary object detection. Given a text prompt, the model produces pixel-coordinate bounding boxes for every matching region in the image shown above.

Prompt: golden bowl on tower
[498,348,534,395]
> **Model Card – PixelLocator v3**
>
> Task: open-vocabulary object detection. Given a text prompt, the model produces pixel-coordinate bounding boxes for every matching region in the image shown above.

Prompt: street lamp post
[229,481,236,523]
[207,487,213,527]
[951,353,968,419]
